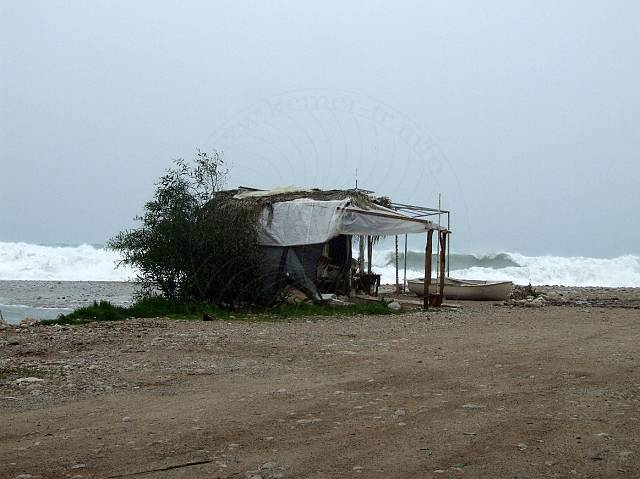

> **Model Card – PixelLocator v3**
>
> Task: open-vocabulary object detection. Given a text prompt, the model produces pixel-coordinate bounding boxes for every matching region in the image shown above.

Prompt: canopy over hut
[225,186,450,307]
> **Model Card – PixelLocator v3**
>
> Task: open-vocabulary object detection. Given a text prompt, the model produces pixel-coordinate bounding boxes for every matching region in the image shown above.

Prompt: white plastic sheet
[257,199,348,246]
[339,206,431,236]
[257,198,435,247]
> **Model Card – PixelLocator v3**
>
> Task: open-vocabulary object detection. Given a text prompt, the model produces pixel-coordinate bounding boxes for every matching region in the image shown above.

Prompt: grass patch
[40,301,126,325]
[41,297,396,326]
[41,298,230,325]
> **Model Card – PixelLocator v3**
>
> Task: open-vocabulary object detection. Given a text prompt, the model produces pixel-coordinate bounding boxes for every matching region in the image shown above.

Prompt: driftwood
[108,459,213,478]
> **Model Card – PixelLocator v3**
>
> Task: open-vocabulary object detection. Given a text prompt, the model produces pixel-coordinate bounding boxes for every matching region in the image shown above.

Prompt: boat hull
[407,278,514,301]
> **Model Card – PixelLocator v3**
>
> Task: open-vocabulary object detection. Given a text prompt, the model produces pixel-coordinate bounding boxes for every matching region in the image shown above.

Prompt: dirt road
[1,300,639,478]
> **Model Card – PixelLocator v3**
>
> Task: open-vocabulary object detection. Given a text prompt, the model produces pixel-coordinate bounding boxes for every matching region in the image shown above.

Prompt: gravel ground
[1,287,640,478]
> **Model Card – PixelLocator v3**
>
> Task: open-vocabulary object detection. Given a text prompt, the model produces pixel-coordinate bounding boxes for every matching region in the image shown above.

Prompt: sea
[1,241,639,324]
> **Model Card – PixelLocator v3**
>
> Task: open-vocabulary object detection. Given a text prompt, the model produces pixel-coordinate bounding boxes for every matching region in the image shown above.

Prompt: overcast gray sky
[1,1,638,256]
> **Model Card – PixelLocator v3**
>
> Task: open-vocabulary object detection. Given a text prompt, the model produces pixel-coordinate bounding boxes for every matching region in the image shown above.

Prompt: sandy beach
[1,286,639,478]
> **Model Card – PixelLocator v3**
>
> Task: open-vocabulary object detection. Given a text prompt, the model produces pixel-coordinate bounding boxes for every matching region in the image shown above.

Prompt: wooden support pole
[437,231,447,306]
[424,229,433,309]
[446,213,451,277]
[367,236,373,274]
[395,235,399,293]
[403,234,408,292]
[347,236,353,297]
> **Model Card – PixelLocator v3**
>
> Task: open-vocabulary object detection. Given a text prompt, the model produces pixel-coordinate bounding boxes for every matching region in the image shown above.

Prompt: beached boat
[407,277,514,301]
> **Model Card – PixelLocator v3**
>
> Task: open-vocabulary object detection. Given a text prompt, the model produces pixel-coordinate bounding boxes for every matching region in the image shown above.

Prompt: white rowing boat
[407,277,514,301]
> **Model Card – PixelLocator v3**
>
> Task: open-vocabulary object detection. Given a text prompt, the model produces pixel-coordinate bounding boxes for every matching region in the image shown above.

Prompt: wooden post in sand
[403,234,408,292]
[395,235,399,293]
[358,235,365,273]
[437,231,447,306]
[424,229,433,309]
[367,236,373,274]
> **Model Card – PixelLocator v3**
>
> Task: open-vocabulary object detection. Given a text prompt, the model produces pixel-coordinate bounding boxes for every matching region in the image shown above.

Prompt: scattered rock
[387,301,401,311]
[283,287,309,305]
[19,318,40,327]
[296,418,321,425]
[15,377,45,385]
[245,461,286,479]
[511,284,538,300]
[525,297,545,308]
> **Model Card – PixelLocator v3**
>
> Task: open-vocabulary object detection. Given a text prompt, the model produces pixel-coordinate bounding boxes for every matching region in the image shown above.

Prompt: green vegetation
[41,298,226,325]
[108,150,265,305]
[41,298,396,326]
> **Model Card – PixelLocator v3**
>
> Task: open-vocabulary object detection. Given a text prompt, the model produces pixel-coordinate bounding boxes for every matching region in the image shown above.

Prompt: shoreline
[1,281,639,324]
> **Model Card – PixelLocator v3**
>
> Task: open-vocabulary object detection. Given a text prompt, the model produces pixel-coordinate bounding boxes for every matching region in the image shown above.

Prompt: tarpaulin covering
[257,199,347,247]
[339,206,431,236]
[256,198,436,247]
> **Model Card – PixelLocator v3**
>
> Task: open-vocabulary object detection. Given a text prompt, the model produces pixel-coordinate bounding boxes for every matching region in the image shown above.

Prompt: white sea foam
[1,242,638,287]
[373,249,640,287]
[449,253,640,287]
[0,242,135,281]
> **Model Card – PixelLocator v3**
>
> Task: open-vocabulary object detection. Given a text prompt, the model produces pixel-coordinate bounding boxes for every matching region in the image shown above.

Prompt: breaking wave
[0,242,135,281]
[376,250,640,287]
[1,242,638,287]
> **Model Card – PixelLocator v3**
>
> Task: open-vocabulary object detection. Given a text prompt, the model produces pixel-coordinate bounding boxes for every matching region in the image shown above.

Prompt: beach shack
[229,186,450,308]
